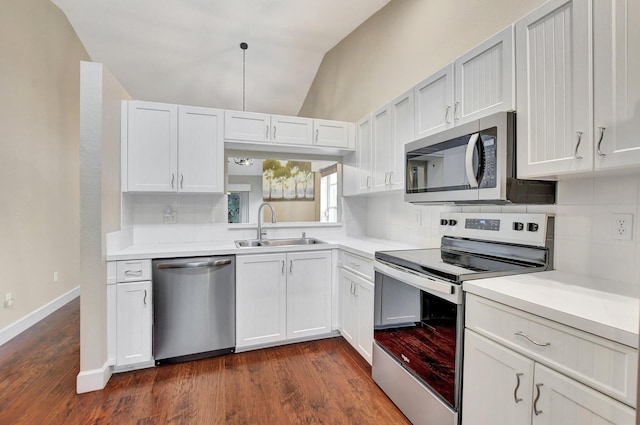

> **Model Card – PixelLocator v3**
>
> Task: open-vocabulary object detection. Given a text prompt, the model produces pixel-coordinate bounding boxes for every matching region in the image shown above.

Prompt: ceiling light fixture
[240,42,248,112]
[233,158,254,166]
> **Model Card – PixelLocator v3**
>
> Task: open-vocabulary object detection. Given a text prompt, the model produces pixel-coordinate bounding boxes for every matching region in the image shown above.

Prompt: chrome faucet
[257,202,277,240]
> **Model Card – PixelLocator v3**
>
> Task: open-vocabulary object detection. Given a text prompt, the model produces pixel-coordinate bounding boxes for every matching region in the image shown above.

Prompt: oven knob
[449,219,457,226]
[527,222,539,232]
[440,219,449,226]
[513,222,524,231]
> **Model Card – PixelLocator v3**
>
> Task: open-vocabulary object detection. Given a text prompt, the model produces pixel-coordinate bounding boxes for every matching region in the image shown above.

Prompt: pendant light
[235,41,253,167]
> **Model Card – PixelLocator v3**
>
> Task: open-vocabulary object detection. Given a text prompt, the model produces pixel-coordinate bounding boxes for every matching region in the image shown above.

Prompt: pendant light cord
[240,42,248,112]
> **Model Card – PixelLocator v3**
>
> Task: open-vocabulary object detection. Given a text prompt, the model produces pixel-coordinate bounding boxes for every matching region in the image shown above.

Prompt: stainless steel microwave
[405,112,555,204]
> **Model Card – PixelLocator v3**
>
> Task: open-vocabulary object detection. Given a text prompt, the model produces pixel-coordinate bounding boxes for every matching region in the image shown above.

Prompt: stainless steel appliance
[373,212,554,425]
[152,255,235,365]
[405,112,556,204]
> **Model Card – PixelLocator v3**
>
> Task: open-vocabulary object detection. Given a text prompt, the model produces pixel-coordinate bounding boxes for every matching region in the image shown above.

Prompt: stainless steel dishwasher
[152,255,235,365]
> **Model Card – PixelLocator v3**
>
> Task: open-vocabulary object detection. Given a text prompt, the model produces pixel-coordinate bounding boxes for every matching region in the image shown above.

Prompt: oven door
[373,261,464,425]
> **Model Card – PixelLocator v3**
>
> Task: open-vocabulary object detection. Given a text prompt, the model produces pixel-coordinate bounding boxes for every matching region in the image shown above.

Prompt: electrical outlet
[53,271,58,284]
[612,213,633,241]
[163,206,177,224]
[4,293,14,309]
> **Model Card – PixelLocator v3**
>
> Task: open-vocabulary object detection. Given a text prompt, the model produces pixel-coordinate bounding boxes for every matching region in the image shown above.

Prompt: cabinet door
[178,106,224,193]
[532,364,635,425]
[126,101,178,192]
[356,114,373,193]
[389,89,414,191]
[593,0,640,170]
[462,330,534,425]
[355,278,374,365]
[339,269,358,346]
[116,281,152,367]
[224,110,271,143]
[372,105,392,192]
[414,63,454,138]
[515,0,592,178]
[271,115,313,145]
[313,119,350,148]
[287,250,332,339]
[455,26,514,125]
[236,253,287,348]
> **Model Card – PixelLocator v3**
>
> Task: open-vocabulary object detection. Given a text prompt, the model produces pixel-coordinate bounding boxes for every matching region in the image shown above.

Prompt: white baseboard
[76,361,112,394]
[0,286,80,347]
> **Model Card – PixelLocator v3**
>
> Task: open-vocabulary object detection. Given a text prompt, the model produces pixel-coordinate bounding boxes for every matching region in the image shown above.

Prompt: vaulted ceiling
[51,0,390,116]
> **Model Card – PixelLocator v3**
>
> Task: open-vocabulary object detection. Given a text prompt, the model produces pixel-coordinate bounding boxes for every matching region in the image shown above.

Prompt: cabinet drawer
[340,251,374,281]
[466,294,637,406]
[116,259,152,282]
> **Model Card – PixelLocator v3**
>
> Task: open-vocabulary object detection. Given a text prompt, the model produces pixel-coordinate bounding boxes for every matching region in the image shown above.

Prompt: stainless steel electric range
[372,212,554,425]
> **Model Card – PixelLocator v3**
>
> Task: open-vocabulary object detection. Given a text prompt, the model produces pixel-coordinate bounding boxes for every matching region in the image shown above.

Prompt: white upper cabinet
[223,110,351,151]
[414,27,514,140]
[454,26,514,125]
[593,0,640,170]
[372,105,392,191]
[271,115,313,145]
[313,119,351,148]
[126,101,178,192]
[389,89,414,190]
[516,0,592,178]
[372,89,414,192]
[356,113,373,193]
[224,110,271,143]
[178,106,224,193]
[414,64,454,139]
[124,101,224,193]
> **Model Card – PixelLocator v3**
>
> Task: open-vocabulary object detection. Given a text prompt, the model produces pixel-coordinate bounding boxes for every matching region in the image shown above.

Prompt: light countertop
[106,236,421,261]
[464,270,639,349]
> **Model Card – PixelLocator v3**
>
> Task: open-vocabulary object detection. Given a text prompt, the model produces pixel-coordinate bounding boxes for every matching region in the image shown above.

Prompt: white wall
[299,0,545,121]
[78,62,131,393]
[0,0,89,331]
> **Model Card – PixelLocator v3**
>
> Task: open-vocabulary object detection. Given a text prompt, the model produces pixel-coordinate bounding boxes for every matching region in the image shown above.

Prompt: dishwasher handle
[156,259,232,269]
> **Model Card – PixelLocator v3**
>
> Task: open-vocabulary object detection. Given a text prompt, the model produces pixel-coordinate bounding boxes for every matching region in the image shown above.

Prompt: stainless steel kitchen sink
[234,238,325,248]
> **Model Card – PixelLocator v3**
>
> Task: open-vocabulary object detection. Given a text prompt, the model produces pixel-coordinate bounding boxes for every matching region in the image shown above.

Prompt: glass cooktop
[375,238,549,284]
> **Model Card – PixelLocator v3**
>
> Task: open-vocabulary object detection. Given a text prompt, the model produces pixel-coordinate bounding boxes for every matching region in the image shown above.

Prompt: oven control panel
[439,213,553,247]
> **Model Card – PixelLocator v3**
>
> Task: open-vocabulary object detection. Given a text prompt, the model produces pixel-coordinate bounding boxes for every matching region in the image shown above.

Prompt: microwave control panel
[479,136,497,188]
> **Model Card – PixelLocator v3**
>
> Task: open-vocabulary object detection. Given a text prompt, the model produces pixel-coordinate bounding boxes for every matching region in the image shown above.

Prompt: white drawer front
[116,259,152,282]
[466,294,637,407]
[340,251,374,281]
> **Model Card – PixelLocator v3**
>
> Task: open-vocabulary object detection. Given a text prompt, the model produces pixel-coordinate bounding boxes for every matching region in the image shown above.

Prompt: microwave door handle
[465,133,480,188]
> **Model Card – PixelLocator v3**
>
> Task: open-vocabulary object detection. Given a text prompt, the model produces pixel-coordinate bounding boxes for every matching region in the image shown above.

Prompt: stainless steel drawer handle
[533,383,543,415]
[273,125,277,140]
[266,125,269,139]
[514,373,523,403]
[180,174,184,189]
[171,173,175,188]
[289,260,293,273]
[124,269,142,276]
[315,128,319,142]
[597,126,606,156]
[454,101,460,121]
[514,331,550,347]
[574,131,583,159]
[143,289,147,305]
[445,105,451,124]
[156,259,232,269]
[282,260,285,275]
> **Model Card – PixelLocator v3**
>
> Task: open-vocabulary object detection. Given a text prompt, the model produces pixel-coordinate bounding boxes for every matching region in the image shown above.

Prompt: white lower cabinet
[462,294,636,425]
[236,250,333,349]
[339,268,374,364]
[115,280,153,368]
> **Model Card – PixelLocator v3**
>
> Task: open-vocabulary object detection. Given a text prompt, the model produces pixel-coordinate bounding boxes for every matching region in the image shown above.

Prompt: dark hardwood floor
[0,298,409,424]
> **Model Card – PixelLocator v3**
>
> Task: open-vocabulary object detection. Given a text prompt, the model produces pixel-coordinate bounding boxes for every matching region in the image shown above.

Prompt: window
[320,165,338,223]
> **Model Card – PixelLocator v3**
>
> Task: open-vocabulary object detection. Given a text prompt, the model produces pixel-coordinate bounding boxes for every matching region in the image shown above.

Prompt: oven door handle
[465,132,480,188]
[374,260,462,304]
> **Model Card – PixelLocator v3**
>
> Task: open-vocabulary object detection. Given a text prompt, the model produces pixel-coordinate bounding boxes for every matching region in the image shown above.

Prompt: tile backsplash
[553,172,640,290]
[349,172,640,293]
